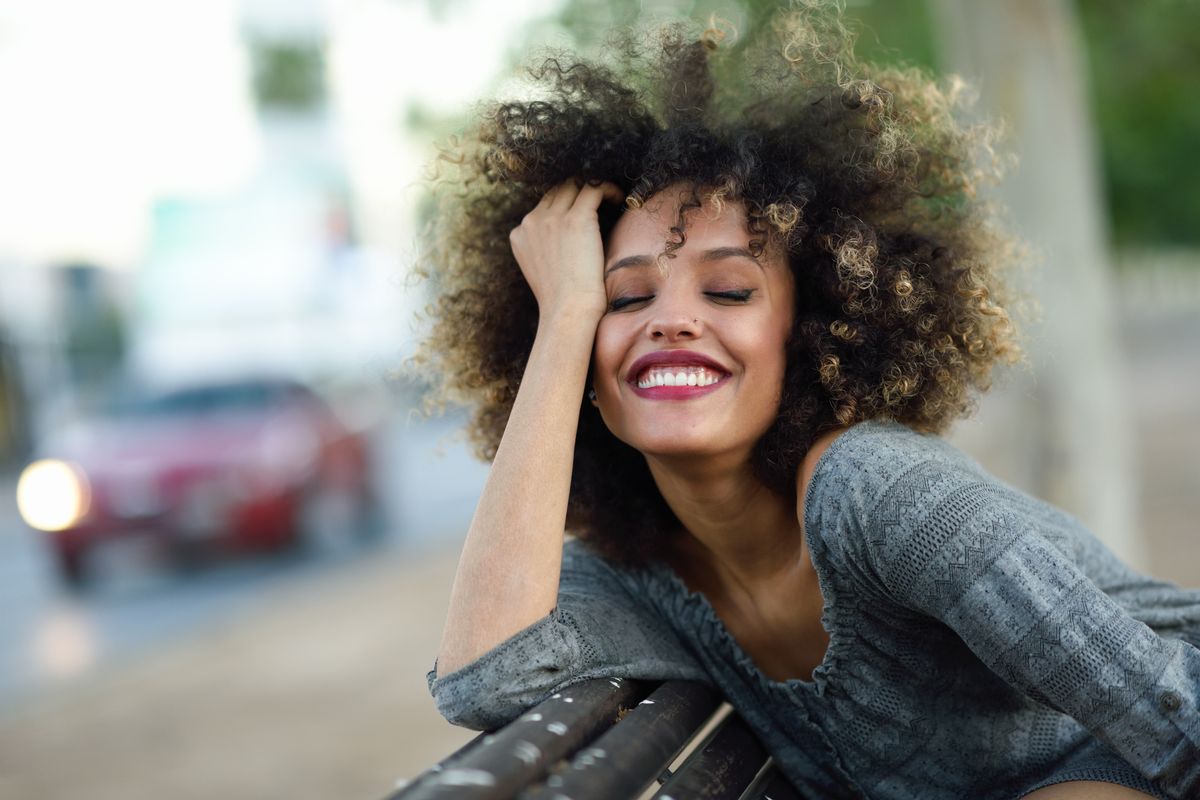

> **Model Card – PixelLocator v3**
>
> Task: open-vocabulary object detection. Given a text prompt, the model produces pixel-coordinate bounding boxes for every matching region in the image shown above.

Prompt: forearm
[436,307,599,675]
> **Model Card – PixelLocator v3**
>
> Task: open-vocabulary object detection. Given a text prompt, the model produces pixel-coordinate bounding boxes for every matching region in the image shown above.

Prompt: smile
[636,366,722,388]
[626,351,731,400]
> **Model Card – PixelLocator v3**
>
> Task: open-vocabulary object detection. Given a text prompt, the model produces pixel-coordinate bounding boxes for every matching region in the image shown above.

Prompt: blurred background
[0,0,1196,797]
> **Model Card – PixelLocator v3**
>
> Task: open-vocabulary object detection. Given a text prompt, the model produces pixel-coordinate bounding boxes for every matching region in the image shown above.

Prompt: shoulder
[804,420,984,525]
[801,421,1007,573]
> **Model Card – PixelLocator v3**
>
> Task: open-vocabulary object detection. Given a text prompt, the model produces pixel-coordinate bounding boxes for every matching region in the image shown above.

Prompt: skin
[594,186,832,680]
[436,179,1159,799]
[593,188,795,462]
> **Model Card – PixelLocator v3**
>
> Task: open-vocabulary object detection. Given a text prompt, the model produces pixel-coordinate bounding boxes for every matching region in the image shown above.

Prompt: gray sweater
[428,421,1200,799]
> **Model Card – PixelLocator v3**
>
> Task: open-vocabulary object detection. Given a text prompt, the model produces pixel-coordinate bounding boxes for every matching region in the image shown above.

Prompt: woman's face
[592,187,795,464]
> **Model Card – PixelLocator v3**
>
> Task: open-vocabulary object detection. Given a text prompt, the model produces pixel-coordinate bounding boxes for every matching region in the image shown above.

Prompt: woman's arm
[435,180,620,676]
[819,429,1200,798]
[431,181,708,731]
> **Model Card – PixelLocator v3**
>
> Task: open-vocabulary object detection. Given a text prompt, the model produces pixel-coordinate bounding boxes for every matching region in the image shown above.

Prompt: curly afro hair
[418,0,1020,564]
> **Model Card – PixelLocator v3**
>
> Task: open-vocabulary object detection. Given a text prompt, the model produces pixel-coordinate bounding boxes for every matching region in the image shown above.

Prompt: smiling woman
[417,2,1200,798]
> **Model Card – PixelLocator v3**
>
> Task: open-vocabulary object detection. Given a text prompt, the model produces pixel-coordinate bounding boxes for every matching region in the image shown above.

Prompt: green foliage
[837,0,938,71]
[1077,0,1200,247]
[417,0,1198,248]
[249,40,326,111]
[544,0,936,78]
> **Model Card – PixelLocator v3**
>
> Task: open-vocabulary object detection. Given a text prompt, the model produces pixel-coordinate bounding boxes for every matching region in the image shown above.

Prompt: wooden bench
[389,678,802,799]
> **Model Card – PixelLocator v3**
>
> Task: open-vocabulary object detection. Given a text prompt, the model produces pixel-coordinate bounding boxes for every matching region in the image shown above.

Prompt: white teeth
[635,366,724,389]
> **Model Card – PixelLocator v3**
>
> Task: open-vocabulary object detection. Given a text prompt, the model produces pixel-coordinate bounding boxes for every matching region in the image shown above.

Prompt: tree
[931,0,1144,566]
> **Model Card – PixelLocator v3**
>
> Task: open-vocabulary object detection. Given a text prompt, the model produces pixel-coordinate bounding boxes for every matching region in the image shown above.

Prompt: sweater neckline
[644,422,878,693]
[647,560,830,692]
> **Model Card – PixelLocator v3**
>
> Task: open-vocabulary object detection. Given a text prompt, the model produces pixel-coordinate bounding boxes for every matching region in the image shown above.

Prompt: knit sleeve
[829,444,1200,799]
[426,540,708,731]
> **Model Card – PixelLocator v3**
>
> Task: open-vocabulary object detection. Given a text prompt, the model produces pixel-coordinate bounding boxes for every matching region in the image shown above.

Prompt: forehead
[608,189,754,255]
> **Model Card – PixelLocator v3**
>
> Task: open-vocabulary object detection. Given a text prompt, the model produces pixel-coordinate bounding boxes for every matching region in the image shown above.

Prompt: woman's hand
[509,179,624,321]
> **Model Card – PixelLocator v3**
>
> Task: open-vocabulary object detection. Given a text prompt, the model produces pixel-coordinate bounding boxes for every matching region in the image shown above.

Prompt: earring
[587,388,597,402]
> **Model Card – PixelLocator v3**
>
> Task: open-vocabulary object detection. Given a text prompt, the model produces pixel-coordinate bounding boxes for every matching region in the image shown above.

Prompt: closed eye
[608,295,653,312]
[609,290,754,311]
[706,289,754,303]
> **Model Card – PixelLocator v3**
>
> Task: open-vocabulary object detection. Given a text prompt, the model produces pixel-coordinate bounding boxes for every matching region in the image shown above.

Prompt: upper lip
[627,350,730,383]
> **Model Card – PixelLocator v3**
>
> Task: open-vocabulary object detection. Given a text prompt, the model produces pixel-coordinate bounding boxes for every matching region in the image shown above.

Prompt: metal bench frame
[391,678,802,799]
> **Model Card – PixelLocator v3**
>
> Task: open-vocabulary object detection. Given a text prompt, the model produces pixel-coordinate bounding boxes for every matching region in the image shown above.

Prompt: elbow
[427,660,578,731]
[433,646,480,682]
[426,611,584,730]
[429,676,520,731]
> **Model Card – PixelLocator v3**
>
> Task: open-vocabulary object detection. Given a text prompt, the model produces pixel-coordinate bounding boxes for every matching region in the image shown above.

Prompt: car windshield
[108,382,292,418]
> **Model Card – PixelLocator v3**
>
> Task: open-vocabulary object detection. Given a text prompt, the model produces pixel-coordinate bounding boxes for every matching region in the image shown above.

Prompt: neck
[646,452,802,592]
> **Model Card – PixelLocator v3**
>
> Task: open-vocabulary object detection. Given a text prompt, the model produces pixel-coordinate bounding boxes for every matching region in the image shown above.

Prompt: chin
[598,402,772,464]
[637,439,720,460]
[613,423,748,463]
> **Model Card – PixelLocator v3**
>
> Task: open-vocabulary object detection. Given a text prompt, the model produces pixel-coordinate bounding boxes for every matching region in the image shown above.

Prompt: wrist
[539,302,605,332]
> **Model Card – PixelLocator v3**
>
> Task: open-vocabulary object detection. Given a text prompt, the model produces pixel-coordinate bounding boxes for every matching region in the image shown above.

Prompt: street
[0,409,489,710]
[0,534,476,800]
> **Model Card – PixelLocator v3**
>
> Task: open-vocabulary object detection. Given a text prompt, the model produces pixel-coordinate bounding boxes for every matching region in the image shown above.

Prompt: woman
[420,4,1200,798]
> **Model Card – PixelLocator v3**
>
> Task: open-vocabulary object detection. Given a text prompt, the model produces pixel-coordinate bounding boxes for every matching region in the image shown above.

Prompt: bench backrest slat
[394,679,806,799]
[650,711,768,799]
[393,678,648,799]
[738,763,805,800]
[522,681,721,799]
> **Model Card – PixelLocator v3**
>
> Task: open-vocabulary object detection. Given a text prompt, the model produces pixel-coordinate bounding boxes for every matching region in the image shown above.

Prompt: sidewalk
[0,545,474,800]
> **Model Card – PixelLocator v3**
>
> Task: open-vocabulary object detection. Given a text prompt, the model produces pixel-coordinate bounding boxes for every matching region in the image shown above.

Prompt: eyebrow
[604,246,762,276]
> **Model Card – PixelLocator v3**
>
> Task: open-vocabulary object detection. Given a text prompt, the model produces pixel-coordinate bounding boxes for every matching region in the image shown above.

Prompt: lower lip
[629,377,728,400]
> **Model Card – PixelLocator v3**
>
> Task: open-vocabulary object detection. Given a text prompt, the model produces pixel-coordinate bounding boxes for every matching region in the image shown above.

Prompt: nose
[647,291,702,341]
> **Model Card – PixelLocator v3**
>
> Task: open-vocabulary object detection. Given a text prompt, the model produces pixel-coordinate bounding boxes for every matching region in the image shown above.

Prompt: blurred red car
[17,377,377,589]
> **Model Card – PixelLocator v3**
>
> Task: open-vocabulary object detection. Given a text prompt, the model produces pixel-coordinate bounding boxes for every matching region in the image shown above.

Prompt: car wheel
[169,537,209,575]
[55,547,90,592]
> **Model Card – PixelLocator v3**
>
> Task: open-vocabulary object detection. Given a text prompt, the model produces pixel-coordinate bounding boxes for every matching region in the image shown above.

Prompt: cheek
[737,321,791,406]
[763,303,794,383]
[590,319,626,397]
[589,321,629,439]
[592,317,625,371]
[736,311,791,367]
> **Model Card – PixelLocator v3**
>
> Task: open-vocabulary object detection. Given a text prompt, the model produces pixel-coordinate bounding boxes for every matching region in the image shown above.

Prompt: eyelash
[710,289,754,303]
[607,290,754,312]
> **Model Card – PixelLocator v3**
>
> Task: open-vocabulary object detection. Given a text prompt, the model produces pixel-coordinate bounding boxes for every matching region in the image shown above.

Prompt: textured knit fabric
[428,421,1200,799]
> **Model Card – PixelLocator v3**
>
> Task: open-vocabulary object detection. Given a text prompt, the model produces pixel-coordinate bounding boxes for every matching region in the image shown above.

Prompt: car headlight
[16,459,91,532]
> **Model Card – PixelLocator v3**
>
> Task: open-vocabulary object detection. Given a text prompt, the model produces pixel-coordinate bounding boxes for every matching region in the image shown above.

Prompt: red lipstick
[627,350,730,401]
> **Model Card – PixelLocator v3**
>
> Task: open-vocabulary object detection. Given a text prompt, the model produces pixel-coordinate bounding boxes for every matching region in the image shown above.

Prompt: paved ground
[0,305,1195,800]
[1120,310,1200,589]
[0,545,475,800]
